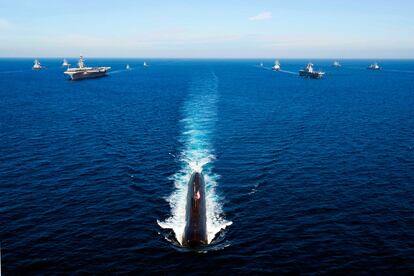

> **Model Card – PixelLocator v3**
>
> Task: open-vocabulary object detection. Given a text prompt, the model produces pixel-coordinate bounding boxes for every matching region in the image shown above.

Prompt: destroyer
[272,60,281,71]
[33,59,44,70]
[62,58,70,67]
[299,63,325,79]
[332,61,341,67]
[367,62,381,70]
[64,56,110,80]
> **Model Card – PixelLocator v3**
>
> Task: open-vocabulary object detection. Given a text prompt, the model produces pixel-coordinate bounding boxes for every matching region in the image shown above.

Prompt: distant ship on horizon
[62,59,70,67]
[332,61,341,67]
[64,56,110,80]
[32,59,44,70]
[272,60,281,71]
[368,62,381,70]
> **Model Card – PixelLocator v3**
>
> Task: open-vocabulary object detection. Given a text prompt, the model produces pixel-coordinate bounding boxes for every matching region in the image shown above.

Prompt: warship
[367,62,381,70]
[32,59,44,70]
[272,60,281,71]
[64,56,110,80]
[332,61,341,67]
[299,63,325,79]
[62,59,70,67]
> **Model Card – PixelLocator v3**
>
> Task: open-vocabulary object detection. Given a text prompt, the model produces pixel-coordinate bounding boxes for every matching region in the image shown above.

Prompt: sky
[0,0,413,58]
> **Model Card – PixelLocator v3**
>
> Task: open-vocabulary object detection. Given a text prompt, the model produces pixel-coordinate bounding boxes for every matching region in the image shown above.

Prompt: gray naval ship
[299,63,325,79]
[64,56,110,80]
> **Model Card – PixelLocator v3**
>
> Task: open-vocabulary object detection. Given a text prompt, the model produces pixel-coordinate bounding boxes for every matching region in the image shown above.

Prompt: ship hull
[66,71,108,81]
[299,70,324,79]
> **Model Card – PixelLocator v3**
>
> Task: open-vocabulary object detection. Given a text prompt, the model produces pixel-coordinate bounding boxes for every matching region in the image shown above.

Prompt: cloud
[248,11,272,21]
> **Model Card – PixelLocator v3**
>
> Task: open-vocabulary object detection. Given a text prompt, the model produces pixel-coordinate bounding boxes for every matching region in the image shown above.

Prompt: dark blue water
[1,59,414,274]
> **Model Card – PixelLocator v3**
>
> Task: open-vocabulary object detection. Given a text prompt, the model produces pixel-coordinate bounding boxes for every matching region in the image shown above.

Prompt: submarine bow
[182,172,208,247]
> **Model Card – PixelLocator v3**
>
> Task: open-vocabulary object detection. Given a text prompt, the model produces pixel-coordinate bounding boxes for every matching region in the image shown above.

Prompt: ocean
[1,59,413,274]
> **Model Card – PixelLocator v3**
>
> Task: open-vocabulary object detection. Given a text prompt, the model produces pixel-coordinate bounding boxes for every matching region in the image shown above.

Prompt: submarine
[182,172,208,247]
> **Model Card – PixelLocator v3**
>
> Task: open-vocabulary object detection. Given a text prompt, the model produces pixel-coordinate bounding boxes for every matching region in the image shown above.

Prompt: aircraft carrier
[64,56,110,80]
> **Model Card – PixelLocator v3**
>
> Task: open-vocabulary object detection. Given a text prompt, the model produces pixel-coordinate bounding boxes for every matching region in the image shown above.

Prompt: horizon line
[1,57,414,60]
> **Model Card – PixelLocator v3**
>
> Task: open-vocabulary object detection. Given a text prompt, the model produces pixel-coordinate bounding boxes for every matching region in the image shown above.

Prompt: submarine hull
[182,172,208,247]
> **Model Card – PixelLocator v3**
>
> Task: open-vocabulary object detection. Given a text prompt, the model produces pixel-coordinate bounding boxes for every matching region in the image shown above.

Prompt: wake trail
[0,70,29,74]
[382,69,414,74]
[346,66,414,74]
[279,69,298,75]
[108,69,130,75]
[256,66,272,71]
[256,66,298,75]
[346,66,368,71]
[158,71,231,245]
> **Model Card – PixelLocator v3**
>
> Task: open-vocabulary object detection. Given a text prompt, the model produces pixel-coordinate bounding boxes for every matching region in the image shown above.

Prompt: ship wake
[279,69,299,75]
[158,72,232,245]
[257,65,298,75]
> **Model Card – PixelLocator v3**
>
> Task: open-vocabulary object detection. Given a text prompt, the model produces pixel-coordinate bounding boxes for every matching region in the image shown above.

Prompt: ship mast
[78,56,85,68]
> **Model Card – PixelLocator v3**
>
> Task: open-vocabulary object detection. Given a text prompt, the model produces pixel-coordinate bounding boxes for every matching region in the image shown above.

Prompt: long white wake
[257,65,298,75]
[158,72,231,245]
